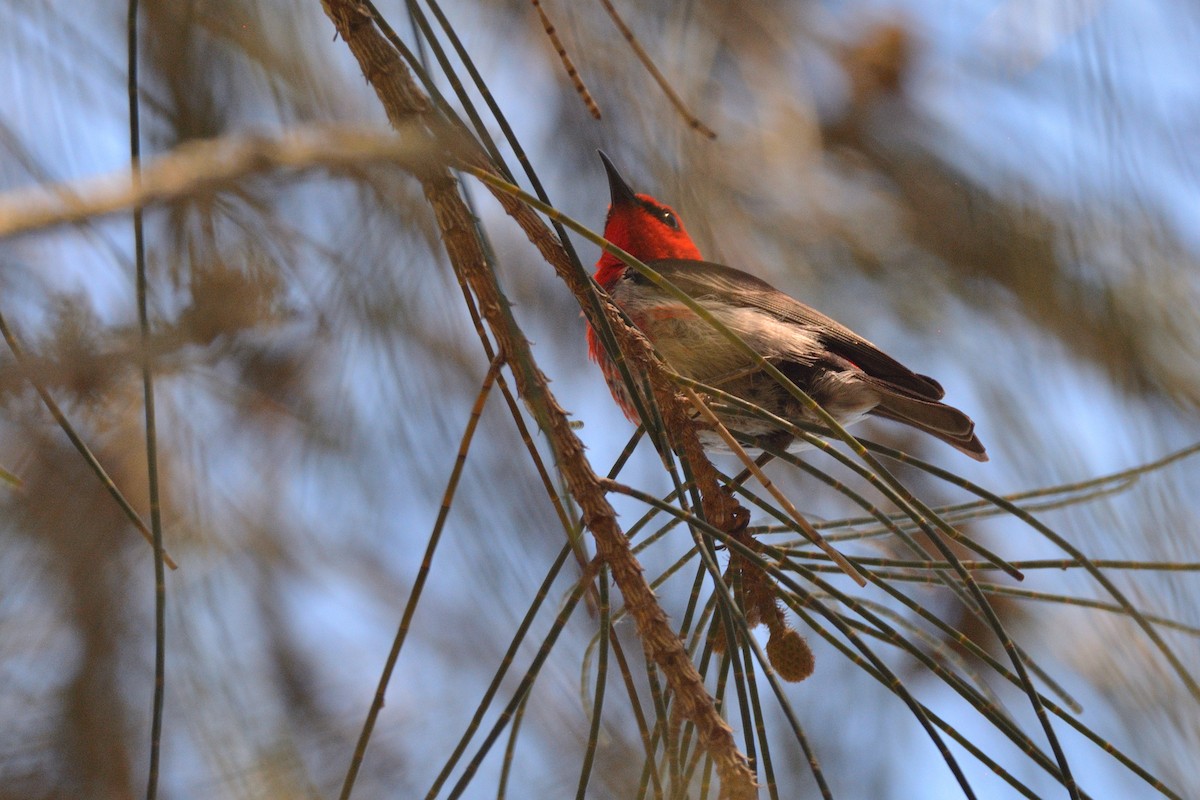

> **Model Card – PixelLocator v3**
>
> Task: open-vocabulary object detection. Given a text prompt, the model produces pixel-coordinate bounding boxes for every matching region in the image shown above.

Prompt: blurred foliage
[1,0,1198,798]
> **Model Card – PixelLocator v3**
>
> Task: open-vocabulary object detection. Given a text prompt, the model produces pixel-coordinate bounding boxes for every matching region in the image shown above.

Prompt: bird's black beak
[598,150,639,207]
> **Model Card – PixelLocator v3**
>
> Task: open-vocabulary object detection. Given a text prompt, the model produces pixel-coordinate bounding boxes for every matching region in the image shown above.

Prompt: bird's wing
[646,258,946,401]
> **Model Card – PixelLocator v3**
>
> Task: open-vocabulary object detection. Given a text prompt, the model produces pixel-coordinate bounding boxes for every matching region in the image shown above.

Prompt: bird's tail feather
[866,382,988,462]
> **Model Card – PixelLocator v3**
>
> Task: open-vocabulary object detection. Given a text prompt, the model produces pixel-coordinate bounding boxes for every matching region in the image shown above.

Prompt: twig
[531,0,602,119]
[597,0,717,139]
[0,311,179,569]
[0,125,441,240]
[682,386,866,586]
[127,3,168,798]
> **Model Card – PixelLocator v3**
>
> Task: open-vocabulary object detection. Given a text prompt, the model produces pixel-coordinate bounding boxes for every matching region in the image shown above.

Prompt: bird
[586,151,988,462]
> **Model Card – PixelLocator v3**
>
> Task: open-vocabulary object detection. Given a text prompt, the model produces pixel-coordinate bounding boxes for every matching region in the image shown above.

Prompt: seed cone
[767,627,815,683]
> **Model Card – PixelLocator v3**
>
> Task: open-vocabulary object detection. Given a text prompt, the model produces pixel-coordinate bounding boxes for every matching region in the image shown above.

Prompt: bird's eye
[659,209,680,231]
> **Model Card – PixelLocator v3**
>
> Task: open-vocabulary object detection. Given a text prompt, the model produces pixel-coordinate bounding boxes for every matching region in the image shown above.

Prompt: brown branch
[0,125,439,240]
[685,386,867,585]
[530,0,602,119]
[318,1,755,796]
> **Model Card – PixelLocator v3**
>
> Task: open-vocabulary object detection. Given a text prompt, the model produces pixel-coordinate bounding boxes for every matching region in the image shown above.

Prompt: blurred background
[1,0,1198,797]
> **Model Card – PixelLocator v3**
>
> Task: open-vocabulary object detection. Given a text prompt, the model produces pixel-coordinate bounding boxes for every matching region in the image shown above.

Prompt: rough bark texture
[319,1,756,797]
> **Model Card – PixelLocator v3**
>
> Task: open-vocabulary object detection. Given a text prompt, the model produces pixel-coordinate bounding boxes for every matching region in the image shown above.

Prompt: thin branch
[597,0,717,138]
[0,310,178,569]
[128,3,167,798]
[0,125,441,240]
[340,355,503,800]
[531,0,602,119]
[683,386,865,585]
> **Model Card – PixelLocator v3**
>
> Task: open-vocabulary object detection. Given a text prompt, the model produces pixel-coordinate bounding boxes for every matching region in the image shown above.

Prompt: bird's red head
[594,152,702,289]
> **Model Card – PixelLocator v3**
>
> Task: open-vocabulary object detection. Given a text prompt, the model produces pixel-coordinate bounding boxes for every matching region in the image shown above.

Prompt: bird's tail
[865,380,989,462]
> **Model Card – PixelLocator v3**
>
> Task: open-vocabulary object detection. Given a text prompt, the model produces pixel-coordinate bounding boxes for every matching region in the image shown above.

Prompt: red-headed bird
[586,152,987,461]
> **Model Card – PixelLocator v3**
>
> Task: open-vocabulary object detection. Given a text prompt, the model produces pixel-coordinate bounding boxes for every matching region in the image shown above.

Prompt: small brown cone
[767,627,815,682]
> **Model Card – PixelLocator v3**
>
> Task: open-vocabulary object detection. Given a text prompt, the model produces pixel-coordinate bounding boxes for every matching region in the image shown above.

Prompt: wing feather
[646,259,945,400]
